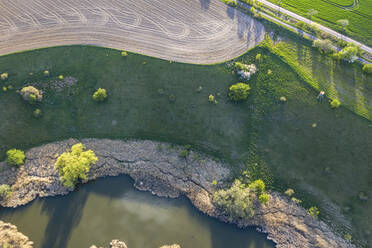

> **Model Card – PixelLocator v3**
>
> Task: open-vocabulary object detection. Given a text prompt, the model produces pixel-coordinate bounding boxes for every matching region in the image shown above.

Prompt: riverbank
[0,139,354,247]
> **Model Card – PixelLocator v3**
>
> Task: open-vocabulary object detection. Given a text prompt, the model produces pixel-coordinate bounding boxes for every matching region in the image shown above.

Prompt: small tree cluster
[213,180,256,219]
[229,83,251,101]
[334,45,358,63]
[20,86,43,104]
[92,88,108,102]
[213,179,270,220]
[6,149,25,166]
[312,39,334,54]
[0,184,11,199]
[54,143,98,188]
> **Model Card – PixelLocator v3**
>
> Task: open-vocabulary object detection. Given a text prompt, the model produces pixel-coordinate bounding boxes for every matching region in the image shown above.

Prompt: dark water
[0,176,275,248]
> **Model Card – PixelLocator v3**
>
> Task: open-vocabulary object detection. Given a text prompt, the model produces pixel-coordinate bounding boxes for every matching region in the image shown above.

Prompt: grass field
[267,0,372,46]
[0,45,371,246]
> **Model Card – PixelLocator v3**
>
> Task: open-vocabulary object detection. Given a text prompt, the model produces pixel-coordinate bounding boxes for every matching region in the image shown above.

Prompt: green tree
[92,88,108,102]
[229,83,251,101]
[6,149,25,166]
[54,143,98,188]
[0,184,11,199]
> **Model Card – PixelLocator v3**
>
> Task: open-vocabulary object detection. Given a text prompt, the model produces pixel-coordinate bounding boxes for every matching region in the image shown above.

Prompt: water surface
[0,176,275,248]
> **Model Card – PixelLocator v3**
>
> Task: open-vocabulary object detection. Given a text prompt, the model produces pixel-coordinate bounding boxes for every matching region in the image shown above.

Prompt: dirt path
[0,0,265,64]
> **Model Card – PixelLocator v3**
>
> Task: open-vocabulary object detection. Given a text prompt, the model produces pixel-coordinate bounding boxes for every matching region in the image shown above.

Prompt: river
[0,175,275,248]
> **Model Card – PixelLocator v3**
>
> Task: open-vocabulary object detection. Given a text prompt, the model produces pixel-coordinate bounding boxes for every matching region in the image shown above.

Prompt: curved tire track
[0,0,265,64]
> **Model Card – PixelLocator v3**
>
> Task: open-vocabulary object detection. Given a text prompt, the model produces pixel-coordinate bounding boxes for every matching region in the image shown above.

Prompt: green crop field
[0,45,371,246]
[268,0,372,46]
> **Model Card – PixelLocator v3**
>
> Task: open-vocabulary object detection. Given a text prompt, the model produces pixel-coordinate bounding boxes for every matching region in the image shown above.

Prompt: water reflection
[0,176,275,248]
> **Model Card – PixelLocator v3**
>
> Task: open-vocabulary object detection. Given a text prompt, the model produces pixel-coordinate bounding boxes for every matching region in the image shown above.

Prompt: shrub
[235,64,257,80]
[58,75,64,80]
[121,51,128,57]
[208,94,217,104]
[259,193,269,204]
[330,99,341,108]
[221,0,237,7]
[1,73,8,81]
[212,180,218,185]
[179,149,189,158]
[229,83,251,101]
[213,180,255,219]
[92,88,107,102]
[362,64,372,74]
[284,188,294,197]
[44,70,50,77]
[168,94,176,102]
[33,108,42,118]
[54,143,98,188]
[344,234,352,241]
[334,45,358,63]
[280,96,287,102]
[308,206,319,218]
[312,39,334,53]
[2,86,7,92]
[248,179,265,195]
[291,197,302,204]
[255,53,262,61]
[6,149,25,166]
[0,184,11,199]
[20,86,43,104]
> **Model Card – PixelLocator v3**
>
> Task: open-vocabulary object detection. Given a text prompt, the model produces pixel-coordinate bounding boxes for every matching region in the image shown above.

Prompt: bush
[313,39,334,53]
[54,143,98,188]
[121,51,128,57]
[229,83,251,101]
[6,149,25,166]
[20,86,43,104]
[213,180,255,219]
[0,184,11,199]
[43,70,50,77]
[58,75,64,80]
[92,88,107,102]
[330,99,341,108]
[308,206,319,218]
[1,73,8,81]
[33,108,42,118]
[362,64,372,74]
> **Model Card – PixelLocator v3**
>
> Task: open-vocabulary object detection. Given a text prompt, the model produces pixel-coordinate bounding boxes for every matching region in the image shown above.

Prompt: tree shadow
[39,176,133,248]
[226,5,236,20]
[200,0,210,10]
